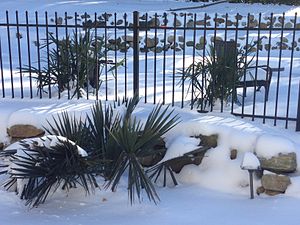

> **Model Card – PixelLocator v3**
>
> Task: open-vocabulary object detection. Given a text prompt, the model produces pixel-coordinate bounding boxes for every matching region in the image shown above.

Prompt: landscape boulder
[7,125,45,139]
[259,153,297,173]
[261,174,291,194]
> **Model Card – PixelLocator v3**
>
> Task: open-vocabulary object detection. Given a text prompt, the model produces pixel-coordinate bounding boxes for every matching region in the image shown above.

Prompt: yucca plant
[21,29,123,98]
[106,104,180,204]
[181,40,256,108]
[2,138,99,208]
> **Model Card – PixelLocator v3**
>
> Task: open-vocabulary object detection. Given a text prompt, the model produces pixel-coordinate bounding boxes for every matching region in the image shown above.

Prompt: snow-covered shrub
[1,136,98,208]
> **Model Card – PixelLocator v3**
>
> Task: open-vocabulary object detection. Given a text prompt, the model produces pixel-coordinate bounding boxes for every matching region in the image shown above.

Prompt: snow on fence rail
[0,11,299,130]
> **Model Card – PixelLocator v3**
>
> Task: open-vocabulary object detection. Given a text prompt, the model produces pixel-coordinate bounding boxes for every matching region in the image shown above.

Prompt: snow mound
[241,152,260,170]
[255,134,295,159]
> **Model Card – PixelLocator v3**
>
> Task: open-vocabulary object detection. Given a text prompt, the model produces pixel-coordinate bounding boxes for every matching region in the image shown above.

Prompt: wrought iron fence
[0,10,299,130]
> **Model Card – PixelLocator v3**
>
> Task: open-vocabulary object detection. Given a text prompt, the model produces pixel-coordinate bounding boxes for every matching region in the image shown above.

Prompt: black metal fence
[0,11,299,130]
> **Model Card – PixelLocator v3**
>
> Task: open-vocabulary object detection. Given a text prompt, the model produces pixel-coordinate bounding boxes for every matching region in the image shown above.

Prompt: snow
[0,1,300,225]
[241,152,261,170]
[256,134,296,159]
[162,136,200,162]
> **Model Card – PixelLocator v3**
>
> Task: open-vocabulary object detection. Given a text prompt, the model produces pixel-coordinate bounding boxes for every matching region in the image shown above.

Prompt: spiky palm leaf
[44,112,92,151]
[3,138,98,208]
[106,104,180,204]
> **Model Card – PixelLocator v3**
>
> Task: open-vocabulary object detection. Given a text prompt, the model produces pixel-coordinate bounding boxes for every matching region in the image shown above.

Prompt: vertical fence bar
[181,13,187,109]
[153,13,158,104]
[201,13,207,112]
[84,13,89,100]
[221,13,229,113]
[172,13,177,106]
[16,11,23,98]
[6,11,14,98]
[144,13,148,103]
[191,13,197,110]
[55,12,61,99]
[263,13,273,124]
[75,12,79,99]
[65,12,69,99]
[285,13,297,129]
[241,13,250,118]
[104,12,108,101]
[25,11,32,98]
[114,13,117,101]
[274,13,285,126]
[231,13,239,113]
[35,11,42,99]
[133,11,139,98]
[0,38,4,98]
[94,13,99,100]
[162,13,167,105]
[251,13,262,121]
[124,13,127,100]
[46,11,51,98]
[211,13,217,112]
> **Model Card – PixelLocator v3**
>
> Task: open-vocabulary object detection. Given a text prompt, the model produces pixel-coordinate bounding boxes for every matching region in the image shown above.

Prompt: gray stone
[174,19,182,27]
[167,35,175,44]
[256,186,265,195]
[186,41,194,47]
[259,153,297,173]
[261,174,291,193]
[146,37,159,48]
[7,125,45,139]
[178,36,184,42]
[230,149,237,160]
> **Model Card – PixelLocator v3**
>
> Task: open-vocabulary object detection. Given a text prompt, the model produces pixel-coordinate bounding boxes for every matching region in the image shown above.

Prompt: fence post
[133,11,139,97]
[296,81,300,131]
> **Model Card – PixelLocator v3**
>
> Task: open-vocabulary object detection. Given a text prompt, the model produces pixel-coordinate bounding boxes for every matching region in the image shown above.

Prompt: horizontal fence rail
[0,11,299,130]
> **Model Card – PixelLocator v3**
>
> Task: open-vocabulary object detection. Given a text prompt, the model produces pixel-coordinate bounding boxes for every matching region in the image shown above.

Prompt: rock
[178,36,184,42]
[282,37,289,43]
[186,41,194,47]
[140,138,166,167]
[146,37,159,48]
[174,19,182,27]
[116,19,123,25]
[148,17,160,27]
[0,143,3,150]
[56,17,63,25]
[230,149,237,160]
[259,153,297,173]
[261,174,291,193]
[7,125,45,139]
[167,35,175,44]
[168,146,208,173]
[226,20,234,26]
[265,190,282,196]
[196,20,205,26]
[235,14,243,20]
[285,22,293,29]
[186,20,195,28]
[214,17,225,24]
[256,186,265,195]
[259,23,268,29]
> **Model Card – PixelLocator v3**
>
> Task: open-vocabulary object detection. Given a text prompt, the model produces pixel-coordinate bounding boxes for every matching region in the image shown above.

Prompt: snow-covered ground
[1,1,300,225]
[1,98,300,225]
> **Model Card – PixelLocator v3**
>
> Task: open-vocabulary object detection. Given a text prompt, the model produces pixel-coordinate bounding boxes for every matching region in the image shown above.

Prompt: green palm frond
[3,138,98,208]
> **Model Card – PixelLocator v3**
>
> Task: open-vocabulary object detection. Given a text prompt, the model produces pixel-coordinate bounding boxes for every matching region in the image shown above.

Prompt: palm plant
[21,29,123,98]
[2,138,99,208]
[181,40,256,108]
[39,97,180,205]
